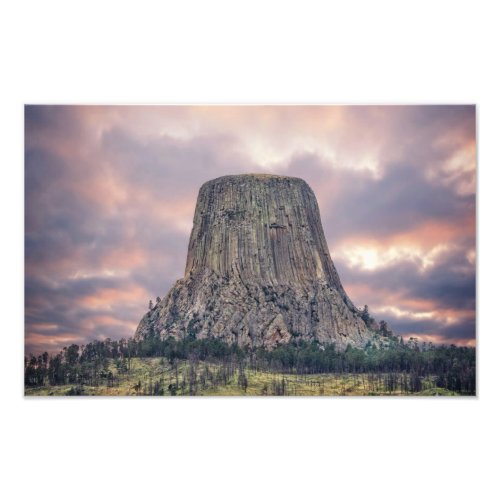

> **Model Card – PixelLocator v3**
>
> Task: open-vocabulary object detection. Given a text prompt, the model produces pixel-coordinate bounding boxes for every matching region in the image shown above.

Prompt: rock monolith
[135,174,375,349]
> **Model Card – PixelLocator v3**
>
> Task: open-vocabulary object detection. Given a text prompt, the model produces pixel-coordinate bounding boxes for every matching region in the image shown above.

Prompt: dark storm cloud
[408,248,476,311]
[336,244,476,312]
[329,162,472,240]
[25,105,83,144]
[288,152,475,242]
[381,316,442,336]
[333,243,476,344]
[25,273,147,354]
[25,147,103,274]
[438,318,477,341]
[371,312,475,345]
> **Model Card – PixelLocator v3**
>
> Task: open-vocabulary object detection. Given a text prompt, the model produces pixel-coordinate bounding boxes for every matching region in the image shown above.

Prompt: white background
[1,1,499,499]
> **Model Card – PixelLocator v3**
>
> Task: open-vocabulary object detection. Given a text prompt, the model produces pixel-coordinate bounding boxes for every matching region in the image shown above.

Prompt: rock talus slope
[135,174,375,349]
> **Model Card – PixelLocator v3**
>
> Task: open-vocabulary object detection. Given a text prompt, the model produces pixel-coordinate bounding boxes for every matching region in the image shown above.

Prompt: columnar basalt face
[186,175,346,292]
[135,174,375,349]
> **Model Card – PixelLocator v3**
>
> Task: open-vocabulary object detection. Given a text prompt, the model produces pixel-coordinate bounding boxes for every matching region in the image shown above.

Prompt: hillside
[25,336,475,396]
[25,357,461,397]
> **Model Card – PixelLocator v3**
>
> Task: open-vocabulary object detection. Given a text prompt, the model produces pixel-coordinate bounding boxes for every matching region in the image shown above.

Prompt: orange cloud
[336,217,474,258]
[79,284,148,310]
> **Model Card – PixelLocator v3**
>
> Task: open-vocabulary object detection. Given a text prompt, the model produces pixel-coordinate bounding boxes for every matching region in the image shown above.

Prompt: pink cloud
[25,105,476,353]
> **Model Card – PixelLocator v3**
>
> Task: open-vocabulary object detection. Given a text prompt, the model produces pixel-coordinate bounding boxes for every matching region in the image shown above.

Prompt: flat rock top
[201,173,308,189]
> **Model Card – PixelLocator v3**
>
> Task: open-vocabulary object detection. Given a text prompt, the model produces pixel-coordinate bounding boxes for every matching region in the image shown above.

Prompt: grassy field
[25,357,459,396]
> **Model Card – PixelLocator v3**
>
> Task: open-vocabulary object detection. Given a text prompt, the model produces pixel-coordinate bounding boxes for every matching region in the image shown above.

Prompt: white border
[2,2,498,499]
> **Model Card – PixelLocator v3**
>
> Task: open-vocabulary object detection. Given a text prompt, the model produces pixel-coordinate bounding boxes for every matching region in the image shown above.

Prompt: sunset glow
[25,105,476,353]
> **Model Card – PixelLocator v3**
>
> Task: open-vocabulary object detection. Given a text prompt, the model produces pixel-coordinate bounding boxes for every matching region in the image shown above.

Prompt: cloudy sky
[25,105,476,354]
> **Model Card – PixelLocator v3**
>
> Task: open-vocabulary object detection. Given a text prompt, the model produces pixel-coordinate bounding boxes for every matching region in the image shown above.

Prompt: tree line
[25,332,475,395]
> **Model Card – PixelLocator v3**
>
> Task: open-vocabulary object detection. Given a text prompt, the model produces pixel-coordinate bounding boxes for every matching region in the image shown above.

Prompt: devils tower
[135,174,376,349]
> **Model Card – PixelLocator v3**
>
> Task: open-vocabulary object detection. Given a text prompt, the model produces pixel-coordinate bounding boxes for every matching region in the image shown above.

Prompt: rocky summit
[135,174,378,349]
